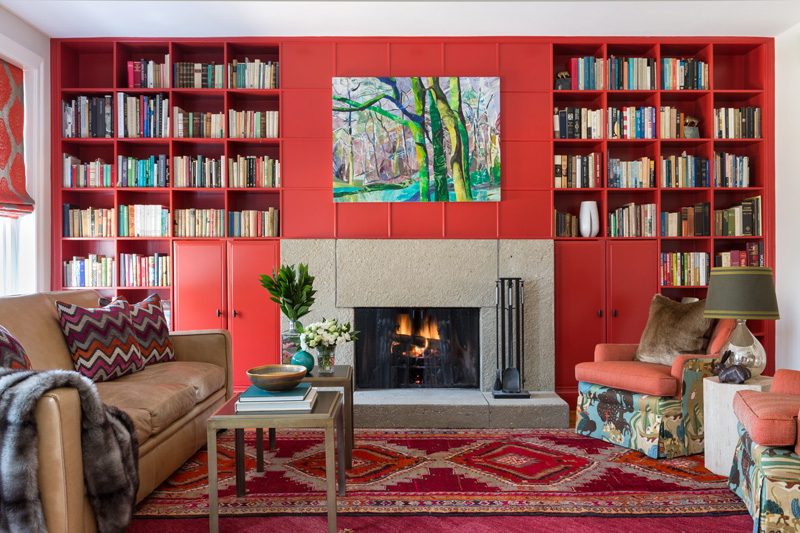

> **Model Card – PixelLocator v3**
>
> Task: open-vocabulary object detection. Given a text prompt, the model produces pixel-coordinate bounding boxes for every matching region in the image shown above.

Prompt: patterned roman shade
[0,59,33,218]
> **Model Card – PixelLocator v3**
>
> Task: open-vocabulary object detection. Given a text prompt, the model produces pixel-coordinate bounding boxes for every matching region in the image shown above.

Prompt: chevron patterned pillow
[103,294,174,366]
[56,299,144,382]
[0,325,32,370]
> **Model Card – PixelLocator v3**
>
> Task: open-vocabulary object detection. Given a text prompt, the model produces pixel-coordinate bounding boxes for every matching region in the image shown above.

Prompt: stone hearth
[280,239,568,429]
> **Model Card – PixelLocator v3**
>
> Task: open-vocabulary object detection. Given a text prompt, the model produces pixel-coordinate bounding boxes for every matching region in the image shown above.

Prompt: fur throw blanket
[0,369,139,532]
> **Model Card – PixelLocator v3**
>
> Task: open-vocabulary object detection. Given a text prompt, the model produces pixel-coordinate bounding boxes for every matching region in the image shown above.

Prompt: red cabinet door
[607,240,658,344]
[228,241,280,390]
[554,240,606,408]
[174,241,226,331]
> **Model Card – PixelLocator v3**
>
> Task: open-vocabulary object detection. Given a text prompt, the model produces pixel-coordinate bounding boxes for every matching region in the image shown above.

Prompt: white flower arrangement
[299,318,357,351]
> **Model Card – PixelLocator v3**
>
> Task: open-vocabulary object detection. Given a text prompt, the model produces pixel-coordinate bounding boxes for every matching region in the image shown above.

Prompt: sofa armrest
[170,329,233,400]
[772,369,800,395]
[676,356,717,455]
[34,387,96,533]
[594,344,638,362]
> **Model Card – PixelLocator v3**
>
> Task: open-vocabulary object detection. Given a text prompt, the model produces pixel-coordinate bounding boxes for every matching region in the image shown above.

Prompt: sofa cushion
[575,361,678,397]
[634,295,712,366]
[734,390,800,448]
[102,295,175,366]
[55,299,144,382]
[108,361,224,404]
[0,325,32,370]
[707,319,736,356]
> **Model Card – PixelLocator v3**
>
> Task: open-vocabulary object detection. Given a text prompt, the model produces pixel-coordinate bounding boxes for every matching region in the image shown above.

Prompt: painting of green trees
[332,77,500,203]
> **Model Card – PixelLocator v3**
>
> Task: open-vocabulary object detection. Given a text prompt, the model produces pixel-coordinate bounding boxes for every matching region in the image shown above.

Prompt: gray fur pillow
[634,295,713,366]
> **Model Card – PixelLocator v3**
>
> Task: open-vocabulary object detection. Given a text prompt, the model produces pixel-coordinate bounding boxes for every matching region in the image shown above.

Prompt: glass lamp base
[722,319,766,377]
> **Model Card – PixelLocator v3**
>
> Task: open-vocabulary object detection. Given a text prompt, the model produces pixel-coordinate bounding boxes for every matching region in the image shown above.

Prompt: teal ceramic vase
[291,349,314,374]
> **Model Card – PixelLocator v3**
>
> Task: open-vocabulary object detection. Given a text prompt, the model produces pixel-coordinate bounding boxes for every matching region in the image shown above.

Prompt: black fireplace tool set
[494,277,530,399]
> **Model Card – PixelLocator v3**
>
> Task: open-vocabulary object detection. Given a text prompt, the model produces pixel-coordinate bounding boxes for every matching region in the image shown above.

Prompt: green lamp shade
[703,267,780,320]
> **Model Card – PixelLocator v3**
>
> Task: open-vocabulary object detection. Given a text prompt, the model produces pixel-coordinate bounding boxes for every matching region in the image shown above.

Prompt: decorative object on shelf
[579,201,600,237]
[290,349,314,374]
[494,277,530,399]
[554,70,571,90]
[332,76,500,203]
[246,364,307,392]
[299,318,358,375]
[684,115,700,139]
[260,264,316,364]
[704,267,780,378]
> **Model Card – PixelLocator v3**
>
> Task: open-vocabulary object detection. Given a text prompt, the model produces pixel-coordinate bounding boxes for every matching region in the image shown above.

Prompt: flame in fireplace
[395,312,440,342]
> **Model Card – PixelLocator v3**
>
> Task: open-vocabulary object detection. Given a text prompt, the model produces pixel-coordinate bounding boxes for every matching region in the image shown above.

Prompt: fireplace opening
[355,308,480,389]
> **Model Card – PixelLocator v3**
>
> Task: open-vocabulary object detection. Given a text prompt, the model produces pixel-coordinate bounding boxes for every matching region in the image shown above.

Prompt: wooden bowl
[246,364,307,392]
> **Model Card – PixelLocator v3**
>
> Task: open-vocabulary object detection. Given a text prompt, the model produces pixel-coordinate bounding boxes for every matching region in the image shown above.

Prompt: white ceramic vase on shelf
[579,201,599,237]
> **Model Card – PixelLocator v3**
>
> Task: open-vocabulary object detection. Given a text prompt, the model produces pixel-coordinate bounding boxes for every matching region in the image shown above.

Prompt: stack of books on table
[234,382,317,414]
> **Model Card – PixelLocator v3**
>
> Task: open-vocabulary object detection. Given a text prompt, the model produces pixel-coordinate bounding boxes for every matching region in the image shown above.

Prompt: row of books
[228,110,279,139]
[119,253,170,287]
[118,204,170,237]
[117,93,170,138]
[173,155,225,188]
[118,155,169,188]
[553,107,604,139]
[127,57,170,89]
[713,107,762,139]
[607,203,657,237]
[660,106,693,139]
[660,58,709,90]
[63,255,116,288]
[173,62,225,89]
[173,108,224,138]
[234,383,317,414]
[228,209,280,238]
[173,208,226,237]
[62,206,115,237]
[62,96,113,138]
[564,57,605,90]
[228,155,280,188]
[62,154,114,188]
[553,153,602,188]
[229,59,279,89]
[661,153,710,188]
[660,252,709,287]
[608,156,655,188]
[661,202,711,237]
[608,56,657,90]
[607,106,657,139]
[714,152,751,188]
[716,242,763,267]
[553,209,580,237]
[714,196,762,236]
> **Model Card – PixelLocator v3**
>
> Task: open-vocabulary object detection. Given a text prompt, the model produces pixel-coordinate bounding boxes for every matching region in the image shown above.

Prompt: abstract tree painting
[332,77,500,203]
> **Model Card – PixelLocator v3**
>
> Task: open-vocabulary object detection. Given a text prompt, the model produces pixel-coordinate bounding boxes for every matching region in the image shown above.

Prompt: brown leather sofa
[0,289,232,532]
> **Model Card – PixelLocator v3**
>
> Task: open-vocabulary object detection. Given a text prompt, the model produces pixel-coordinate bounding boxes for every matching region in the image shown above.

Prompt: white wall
[774,23,800,370]
[0,5,50,291]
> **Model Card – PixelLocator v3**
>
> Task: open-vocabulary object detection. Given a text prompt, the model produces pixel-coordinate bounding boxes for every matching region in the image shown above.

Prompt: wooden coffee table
[206,390,345,533]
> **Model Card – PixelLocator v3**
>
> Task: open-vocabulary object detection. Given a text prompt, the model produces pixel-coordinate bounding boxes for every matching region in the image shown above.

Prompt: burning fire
[395,313,440,341]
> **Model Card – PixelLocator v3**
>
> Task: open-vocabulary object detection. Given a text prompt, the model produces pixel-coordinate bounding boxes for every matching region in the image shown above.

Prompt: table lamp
[703,266,780,377]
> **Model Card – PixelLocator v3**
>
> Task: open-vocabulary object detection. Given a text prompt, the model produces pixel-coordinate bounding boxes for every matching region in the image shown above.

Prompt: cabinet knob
[598,310,602,317]
[232,310,238,318]
[216,309,221,317]
[613,309,618,318]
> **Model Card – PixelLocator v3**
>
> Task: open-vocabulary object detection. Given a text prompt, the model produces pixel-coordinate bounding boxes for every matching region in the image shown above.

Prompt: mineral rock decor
[332,77,500,202]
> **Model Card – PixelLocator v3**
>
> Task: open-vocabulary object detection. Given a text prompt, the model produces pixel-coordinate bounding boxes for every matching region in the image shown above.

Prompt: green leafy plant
[259,263,316,322]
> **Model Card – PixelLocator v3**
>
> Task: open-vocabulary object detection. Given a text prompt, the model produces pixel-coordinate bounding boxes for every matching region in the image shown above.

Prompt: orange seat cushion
[575,361,678,397]
[733,390,800,447]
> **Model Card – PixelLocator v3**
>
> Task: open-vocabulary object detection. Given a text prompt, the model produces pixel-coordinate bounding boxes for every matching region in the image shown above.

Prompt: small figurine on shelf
[684,115,700,139]
[554,70,571,90]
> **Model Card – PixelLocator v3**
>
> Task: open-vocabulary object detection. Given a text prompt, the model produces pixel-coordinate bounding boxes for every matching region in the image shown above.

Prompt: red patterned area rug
[134,428,747,518]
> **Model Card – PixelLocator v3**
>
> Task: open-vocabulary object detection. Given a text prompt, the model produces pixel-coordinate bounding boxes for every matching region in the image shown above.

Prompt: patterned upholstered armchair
[730,369,800,533]
[574,295,733,459]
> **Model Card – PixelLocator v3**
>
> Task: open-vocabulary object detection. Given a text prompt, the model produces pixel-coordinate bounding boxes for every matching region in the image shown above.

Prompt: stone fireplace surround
[280,239,568,428]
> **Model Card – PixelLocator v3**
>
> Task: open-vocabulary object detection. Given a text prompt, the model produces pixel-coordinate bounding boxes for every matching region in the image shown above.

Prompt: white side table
[703,375,772,476]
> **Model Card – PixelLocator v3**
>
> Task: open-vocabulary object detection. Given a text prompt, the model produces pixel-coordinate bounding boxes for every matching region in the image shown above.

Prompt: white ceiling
[1,1,800,39]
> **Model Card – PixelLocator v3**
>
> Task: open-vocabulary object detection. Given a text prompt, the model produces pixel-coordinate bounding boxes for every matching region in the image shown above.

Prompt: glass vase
[316,345,336,375]
[281,320,302,365]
